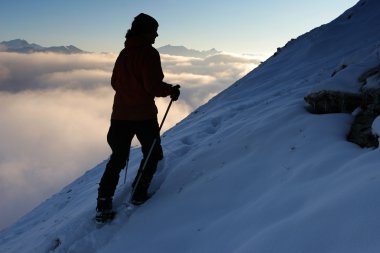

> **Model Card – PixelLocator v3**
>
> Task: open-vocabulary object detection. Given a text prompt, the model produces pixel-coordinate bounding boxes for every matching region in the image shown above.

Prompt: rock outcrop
[304,64,380,148]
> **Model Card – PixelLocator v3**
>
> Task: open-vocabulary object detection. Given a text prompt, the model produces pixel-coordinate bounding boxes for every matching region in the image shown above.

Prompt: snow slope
[2,0,380,252]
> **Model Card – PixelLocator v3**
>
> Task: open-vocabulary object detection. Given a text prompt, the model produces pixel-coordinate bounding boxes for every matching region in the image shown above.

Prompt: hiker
[96,13,180,219]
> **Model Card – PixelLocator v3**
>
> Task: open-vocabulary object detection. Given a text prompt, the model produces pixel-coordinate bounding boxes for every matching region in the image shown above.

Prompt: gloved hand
[170,85,180,101]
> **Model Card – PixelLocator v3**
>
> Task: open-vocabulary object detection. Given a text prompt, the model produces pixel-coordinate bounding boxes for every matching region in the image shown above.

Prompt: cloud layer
[0,51,260,229]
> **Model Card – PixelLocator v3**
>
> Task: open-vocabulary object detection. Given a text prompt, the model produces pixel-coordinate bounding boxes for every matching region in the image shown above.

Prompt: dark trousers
[98,119,163,199]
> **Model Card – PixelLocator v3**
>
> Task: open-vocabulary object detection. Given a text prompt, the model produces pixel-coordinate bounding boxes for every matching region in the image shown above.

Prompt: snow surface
[2,0,380,252]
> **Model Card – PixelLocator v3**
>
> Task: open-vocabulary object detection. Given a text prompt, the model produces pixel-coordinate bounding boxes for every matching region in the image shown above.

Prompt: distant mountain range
[157,44,220,58]
[0,39,220,57]
[0,39,85,54]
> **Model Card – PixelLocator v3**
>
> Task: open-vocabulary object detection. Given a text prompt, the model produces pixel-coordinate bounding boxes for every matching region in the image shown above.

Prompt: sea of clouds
[0,50,263,229]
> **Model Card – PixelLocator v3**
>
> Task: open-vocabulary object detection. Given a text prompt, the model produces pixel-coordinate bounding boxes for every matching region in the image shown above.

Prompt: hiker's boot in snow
[131,180,151,205]
[95,197,115,223]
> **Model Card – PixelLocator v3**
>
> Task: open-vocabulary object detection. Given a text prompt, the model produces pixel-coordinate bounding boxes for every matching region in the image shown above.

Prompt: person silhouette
[96,13,180,222]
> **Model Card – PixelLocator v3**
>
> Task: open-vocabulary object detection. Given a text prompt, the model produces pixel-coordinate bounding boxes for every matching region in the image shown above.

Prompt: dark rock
[304,90,361,114]
[304,63,380,148]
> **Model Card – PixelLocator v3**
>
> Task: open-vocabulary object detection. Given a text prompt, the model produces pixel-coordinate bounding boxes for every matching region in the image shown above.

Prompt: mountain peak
[157,44,221,58]
[0,39,85,54]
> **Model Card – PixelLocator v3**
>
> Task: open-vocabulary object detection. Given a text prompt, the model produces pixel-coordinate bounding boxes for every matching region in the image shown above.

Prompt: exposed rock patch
[305,64,380,148]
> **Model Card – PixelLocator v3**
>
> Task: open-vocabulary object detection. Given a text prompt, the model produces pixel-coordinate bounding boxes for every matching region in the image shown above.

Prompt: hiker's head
[126,13,159,43]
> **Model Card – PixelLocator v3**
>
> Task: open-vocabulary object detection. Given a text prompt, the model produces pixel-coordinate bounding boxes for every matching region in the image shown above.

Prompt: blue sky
[1,0,358,54]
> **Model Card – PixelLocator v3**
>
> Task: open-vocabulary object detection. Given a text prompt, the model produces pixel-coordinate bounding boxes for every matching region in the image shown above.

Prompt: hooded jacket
[110,37,172,120]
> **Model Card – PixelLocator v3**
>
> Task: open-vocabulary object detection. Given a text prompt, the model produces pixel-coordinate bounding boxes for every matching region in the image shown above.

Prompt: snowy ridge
[2,0,380,252]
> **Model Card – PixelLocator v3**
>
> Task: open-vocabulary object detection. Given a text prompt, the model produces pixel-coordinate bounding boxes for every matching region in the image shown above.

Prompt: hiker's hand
[170,85,180,101]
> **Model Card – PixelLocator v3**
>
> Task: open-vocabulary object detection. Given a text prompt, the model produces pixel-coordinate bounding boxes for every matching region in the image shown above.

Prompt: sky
[0,0,360,230]
[0,0,358,55]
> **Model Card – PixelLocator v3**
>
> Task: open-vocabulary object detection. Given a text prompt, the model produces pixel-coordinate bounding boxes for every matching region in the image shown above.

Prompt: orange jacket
[110,37,172,120]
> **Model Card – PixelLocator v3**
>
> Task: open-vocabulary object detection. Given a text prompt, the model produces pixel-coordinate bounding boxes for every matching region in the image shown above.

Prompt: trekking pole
[129,98,174,203]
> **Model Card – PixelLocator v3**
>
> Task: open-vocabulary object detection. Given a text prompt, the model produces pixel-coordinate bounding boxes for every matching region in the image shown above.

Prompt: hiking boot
[131,181,151,206]
[95,198,115,223]
[131,190,150,205]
